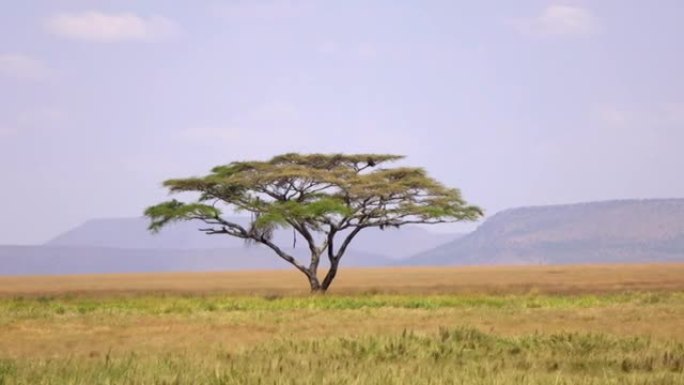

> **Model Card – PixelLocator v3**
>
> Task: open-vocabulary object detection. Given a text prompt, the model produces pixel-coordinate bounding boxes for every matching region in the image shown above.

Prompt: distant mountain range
[46,217,455,259]
[1,199,684,276]
[0,218,456,275]
[410,199,684,265]
[0,246,391,276]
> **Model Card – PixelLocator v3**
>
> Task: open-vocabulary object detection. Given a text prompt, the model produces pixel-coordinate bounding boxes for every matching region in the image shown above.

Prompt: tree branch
[326,226,338,263]
[333,225,365,262]
[257,236,310,276]
[286,219,322,273]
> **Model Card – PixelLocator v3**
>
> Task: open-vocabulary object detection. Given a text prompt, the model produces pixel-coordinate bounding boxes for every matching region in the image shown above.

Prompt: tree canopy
[145,153,483,292]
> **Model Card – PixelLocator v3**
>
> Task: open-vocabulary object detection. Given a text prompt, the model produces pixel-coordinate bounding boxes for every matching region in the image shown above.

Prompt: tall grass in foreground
[1,327,682,385]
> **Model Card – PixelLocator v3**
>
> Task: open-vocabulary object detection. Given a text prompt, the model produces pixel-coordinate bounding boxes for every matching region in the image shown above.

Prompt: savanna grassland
[0,264,683,384]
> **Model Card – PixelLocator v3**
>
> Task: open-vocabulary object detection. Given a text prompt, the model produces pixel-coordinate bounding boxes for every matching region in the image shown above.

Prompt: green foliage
[144,153,484,290]
[146,153,481,231]
[144,200,220,233]
[252,198,353,229]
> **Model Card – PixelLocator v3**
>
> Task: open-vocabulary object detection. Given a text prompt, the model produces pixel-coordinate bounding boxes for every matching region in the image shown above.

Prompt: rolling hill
[410,199,684,265]
[3,199,684,276]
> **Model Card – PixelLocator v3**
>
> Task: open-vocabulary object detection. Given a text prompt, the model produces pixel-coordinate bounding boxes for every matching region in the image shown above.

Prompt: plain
[1,264,683,384]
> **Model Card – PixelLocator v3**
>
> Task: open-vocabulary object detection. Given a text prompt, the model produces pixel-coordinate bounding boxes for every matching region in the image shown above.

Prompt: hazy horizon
[2,1,683,244]
[36,197,684,246]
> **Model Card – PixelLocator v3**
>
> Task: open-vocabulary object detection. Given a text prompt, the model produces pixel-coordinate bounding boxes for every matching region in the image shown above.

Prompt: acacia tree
[145,153,482,292]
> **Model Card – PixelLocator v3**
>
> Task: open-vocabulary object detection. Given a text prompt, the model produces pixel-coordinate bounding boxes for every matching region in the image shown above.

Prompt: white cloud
[45,11,179,42]
[0,107,67,138]
[179,126,243,143]
[0,54,52,81]
[211,1,300,20]
[662,102,684,125]
[247,101,299,121]
[512,5,599,37]
[598,102,684,130]
[356,42,378,59]
[599,106,631,127]
[180,124,311,161]
[317,40,379,60]
[179,101,300,150]
[16,107,67,128]
[317,41,340,56]
[0,126,17,138]
[178,100,419,162]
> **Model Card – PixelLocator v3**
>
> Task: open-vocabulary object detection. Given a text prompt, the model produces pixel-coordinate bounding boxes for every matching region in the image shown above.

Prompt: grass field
[1,264,683,384]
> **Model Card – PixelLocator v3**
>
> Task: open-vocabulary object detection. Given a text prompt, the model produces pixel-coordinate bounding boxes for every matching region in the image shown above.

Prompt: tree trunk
[308,274,323,293]
[320,260,339,291]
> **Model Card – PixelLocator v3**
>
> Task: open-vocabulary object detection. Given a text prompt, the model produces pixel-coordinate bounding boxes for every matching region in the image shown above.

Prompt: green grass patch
[2,291,682,320]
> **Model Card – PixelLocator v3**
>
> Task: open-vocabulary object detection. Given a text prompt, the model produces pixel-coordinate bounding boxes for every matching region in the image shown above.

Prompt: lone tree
[145,153,482,292]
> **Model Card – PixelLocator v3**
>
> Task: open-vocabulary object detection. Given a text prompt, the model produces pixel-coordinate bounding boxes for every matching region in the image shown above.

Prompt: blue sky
[1,1,683,244]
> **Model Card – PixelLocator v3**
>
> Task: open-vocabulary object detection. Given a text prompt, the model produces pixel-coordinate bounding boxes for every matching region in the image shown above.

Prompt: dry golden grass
[1,263,683,297]
[1,264,683,384]
[3,299,684,360]
[0,263,683,358]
